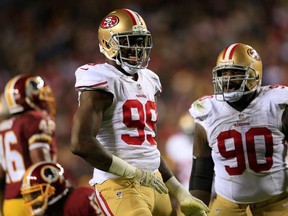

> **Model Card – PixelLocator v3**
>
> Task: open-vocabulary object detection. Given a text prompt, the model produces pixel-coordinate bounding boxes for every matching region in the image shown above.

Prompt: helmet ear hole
[105,41,110,49]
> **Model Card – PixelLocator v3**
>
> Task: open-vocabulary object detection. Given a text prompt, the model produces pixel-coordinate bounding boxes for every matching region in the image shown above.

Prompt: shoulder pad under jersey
[189,95,213,120]
[75,63,113,92]
[263,85,288,104]
[141,69,162,94]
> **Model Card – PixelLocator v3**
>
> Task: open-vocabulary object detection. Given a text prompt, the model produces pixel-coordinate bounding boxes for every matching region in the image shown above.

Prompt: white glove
[109,155,168,194]
[165,177,209,216]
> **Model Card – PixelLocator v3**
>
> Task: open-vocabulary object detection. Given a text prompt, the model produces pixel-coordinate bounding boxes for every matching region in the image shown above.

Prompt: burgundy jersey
[0,110,57,199]
[63,187,102,216]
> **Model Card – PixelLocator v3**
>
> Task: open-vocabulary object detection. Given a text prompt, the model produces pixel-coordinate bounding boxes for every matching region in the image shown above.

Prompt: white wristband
[165,176,190,202]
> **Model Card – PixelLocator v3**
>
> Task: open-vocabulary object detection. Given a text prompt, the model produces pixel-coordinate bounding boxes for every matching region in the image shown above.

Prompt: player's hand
[134,168,168,194]
[180,197,209,216]
[165,176,209,216]
[108,156,168,194]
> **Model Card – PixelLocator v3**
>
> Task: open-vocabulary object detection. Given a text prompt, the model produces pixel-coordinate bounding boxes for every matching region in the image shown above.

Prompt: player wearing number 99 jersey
[74,61,162,183]
[189,43,288,216]
[71,8,209,216]
[0,74,57,216]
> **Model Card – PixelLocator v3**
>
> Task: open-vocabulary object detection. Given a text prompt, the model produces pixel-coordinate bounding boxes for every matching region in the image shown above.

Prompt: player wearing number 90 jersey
[189,43,288,216]
[0,74,57,216]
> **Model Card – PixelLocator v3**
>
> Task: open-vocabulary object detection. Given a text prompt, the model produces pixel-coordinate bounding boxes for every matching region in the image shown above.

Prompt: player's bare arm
[71,90,113,171]
[193,123,211,158]
[189,123,214,205]
[159,157,174,182]
[30,148,53,163]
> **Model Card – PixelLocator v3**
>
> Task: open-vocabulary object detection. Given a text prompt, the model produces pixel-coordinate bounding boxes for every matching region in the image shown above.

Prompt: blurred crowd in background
[1,0,288,186]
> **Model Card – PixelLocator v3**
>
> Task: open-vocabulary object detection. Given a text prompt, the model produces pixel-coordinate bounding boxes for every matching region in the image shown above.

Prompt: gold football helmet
[98,8,152,74]
[4,74,56,115]
[212,43,262,102]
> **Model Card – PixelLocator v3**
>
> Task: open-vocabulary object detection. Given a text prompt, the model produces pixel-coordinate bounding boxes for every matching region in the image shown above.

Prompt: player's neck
[106,59,138,81]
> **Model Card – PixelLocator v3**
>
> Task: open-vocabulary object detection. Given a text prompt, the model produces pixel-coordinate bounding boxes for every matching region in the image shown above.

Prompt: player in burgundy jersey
[0,74,57,216]
[189,43,288,216]
[70,8,209,216]
[21,161,102,216]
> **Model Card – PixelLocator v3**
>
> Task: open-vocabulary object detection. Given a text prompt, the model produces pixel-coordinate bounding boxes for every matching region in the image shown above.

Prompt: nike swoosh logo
[80,67,89,70]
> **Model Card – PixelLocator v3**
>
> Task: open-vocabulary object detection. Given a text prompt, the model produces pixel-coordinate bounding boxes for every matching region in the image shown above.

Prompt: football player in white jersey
[70,8,209,216]
[189,43,288,216]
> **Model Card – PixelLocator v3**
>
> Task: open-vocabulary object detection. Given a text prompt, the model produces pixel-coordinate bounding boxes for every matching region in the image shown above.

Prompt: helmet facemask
[118,33,152,70]
[212,43,262,102]
[21,183,55,216]
[102,27,152,75]
[21,162,71,216]
[25,77,56,116]
[213,64,260,102]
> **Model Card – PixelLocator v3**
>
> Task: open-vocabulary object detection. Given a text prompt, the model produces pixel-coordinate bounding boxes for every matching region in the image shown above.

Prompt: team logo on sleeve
[101,16,119,28]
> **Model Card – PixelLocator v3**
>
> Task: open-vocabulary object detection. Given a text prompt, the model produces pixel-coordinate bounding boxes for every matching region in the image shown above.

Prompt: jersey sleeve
[145,69,162,95]
[189,96,213,123]
[267,85,288,105]
[23,112,56,152]
[75,64,112,93]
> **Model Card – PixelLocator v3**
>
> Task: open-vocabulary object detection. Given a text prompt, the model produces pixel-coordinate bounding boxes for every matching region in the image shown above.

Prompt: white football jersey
[190,85,288,203]
[75,63,161,185]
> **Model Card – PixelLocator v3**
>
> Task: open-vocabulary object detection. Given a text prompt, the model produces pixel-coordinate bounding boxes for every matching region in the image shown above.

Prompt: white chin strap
[116,58,139,75]
[223,92,244,102]
[100,46,140,75]
[221,88,257,102]
[122,65,138,75]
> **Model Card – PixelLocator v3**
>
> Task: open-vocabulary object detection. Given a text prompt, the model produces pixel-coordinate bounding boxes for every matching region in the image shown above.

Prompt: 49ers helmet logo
[247,48,261,61]
[100,15,119,29]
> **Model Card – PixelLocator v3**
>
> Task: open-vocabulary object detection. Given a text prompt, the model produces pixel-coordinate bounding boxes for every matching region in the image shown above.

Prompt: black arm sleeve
[189,157,214,192]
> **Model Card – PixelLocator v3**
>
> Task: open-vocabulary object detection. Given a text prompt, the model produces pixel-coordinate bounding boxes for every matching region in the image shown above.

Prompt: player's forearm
[189,190,211,206]
[0,191,4,216]
[84,149,113,171]
[70,135,113,171]
[166,176,210,215]
[158,157,174,182]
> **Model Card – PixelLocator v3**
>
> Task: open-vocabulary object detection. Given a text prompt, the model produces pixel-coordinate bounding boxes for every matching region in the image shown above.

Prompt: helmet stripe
[122,9,142,25]
[22,162,40,186]
[222,43,240,60]
[5,76,18,108]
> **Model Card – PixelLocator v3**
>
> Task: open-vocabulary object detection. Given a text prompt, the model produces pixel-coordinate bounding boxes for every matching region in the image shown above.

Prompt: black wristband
[189,157,214,192]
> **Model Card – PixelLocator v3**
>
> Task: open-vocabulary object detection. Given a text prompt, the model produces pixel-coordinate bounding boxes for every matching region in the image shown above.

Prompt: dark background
[1,0,288,186]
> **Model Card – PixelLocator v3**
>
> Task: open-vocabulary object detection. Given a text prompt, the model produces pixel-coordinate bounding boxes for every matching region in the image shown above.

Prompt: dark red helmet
[4,74,56,115]
[21,162,71,216]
